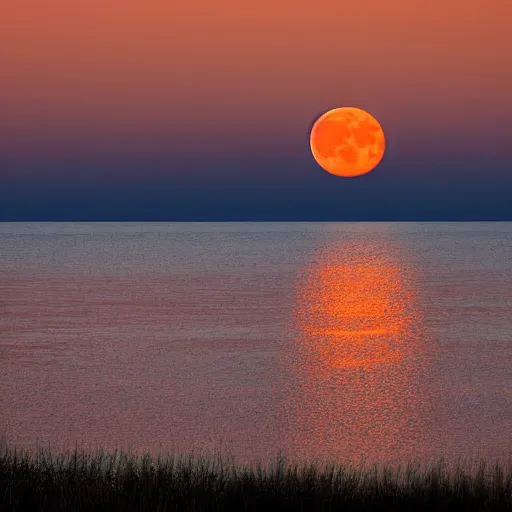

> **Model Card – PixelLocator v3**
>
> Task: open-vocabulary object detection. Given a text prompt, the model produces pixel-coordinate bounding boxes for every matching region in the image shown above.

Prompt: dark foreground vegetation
[1,439,511,511]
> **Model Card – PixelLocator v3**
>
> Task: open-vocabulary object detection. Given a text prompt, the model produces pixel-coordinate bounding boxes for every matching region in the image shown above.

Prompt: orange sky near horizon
[1,0,511,168]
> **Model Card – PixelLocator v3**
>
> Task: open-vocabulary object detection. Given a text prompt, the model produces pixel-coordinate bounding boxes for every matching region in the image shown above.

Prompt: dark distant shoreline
[1,441,511,511]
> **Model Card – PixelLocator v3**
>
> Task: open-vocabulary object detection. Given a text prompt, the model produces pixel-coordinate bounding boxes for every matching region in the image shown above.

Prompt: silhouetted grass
[1,437,511,511]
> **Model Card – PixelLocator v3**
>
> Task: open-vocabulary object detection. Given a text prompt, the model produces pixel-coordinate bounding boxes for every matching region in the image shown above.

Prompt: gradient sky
[1,0,511,220]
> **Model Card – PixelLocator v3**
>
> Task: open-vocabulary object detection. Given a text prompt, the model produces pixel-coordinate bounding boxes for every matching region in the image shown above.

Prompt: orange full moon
[310,107,386,177]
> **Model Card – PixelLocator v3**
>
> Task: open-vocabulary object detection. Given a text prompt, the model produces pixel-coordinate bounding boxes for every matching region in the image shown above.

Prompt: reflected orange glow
[285,235,426,463]
[295,241,415,370]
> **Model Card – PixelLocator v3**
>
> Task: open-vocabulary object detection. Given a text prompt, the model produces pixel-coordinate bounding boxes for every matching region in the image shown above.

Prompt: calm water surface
[1,222,511,465]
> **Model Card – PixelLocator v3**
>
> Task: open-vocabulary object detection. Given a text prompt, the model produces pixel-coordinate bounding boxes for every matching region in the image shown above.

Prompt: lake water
[1,222,511,466]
